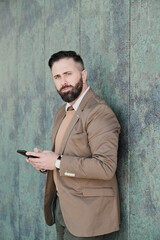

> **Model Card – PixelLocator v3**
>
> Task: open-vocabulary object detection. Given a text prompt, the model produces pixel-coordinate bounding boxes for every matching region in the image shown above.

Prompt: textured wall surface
[0,0,159,239]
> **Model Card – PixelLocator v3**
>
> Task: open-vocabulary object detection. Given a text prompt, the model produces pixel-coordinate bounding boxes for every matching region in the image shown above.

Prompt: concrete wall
[0,0,159,239]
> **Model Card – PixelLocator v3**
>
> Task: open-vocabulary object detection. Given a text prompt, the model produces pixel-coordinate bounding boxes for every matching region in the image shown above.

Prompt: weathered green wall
[0,0,159,239]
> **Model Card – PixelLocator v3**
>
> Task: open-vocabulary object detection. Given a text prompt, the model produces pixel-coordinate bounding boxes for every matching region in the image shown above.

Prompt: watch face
[55,159,61,169]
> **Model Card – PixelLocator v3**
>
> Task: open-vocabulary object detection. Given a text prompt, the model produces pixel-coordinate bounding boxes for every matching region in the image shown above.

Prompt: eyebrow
[53,71,72,78]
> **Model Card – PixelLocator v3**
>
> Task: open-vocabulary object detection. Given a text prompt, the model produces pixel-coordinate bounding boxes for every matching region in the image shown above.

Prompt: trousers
[55,197,108,240]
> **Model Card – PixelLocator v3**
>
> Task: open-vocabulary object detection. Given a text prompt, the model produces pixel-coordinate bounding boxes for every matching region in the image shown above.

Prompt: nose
[61,75,68,85]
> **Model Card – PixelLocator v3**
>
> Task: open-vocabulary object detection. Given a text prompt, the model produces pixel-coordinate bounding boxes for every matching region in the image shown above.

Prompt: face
[51,58,87,104]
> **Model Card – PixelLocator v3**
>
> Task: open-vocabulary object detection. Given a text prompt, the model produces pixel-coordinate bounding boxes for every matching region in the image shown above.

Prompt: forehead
[51,58,80,75]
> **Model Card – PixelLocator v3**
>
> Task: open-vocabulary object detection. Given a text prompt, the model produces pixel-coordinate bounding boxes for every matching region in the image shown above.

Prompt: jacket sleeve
[59,104,120,181]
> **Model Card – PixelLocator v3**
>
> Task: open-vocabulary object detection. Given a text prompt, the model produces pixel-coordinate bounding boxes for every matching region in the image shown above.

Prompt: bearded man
[26,51,121,240]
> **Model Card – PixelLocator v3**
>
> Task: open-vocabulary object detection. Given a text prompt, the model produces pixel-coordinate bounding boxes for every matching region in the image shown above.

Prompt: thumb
[34,148,42,153]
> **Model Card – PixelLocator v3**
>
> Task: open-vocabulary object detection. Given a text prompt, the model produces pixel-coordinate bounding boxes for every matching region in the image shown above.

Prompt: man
[27,51,120,239]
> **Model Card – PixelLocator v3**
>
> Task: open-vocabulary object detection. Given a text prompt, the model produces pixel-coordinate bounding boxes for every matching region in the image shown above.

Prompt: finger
[26,152,41,158]
[43,150,50,153]
[31,164,41,171]
[34,164,43,171]
[30,161,42,169]
[34,148,42,153]
[29,157,41,163]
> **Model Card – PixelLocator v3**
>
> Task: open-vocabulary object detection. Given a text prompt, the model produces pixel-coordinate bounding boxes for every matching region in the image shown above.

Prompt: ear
[82,70,87,83]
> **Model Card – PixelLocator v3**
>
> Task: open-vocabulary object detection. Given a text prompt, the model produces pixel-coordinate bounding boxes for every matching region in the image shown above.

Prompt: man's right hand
[26,148,42,163]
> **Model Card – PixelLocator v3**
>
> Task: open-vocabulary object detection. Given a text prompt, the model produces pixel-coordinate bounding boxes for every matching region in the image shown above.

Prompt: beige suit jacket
[44,89,120,237]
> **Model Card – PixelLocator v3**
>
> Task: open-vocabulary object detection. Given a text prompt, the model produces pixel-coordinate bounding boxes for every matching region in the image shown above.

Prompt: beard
[57,77,83,103]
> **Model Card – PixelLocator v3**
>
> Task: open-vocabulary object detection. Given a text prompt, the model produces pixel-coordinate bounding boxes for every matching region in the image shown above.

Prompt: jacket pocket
[82,187,114,197]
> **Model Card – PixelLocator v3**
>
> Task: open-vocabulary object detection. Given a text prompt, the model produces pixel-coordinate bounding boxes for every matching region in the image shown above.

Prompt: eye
[54,75,60,80]
[67,72,71,76]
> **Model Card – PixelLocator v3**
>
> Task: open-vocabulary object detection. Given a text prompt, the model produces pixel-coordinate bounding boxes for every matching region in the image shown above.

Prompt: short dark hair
[48,50,84,70]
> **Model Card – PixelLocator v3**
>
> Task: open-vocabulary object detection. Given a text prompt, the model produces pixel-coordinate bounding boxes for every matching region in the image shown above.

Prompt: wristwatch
[55,155,62,169]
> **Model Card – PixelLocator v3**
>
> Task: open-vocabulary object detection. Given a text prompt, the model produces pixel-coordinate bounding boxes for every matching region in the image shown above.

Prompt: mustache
[60,85,73,91]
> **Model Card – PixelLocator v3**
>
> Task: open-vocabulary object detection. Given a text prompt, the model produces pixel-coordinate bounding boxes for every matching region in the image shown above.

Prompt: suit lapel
[51,89,94,154]
[59,89,94,154]
[59,110,80,154]
[51,106,66,151]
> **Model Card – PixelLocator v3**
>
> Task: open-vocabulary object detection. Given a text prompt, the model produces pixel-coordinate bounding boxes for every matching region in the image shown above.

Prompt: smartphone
[17,150,39,158]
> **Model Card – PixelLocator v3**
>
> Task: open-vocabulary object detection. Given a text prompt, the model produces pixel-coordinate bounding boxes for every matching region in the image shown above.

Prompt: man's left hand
[26,150,58,171]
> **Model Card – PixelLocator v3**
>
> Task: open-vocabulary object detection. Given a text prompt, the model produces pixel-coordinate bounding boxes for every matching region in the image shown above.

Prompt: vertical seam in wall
[16,0,20,238]
[17,0,21,238]
[79,0,81,54]
[128,0,131,239]
[43,2,46,239]
[44,0,46,150]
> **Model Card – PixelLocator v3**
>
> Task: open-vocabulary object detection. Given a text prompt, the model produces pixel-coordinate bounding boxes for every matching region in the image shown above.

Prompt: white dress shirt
[65,86,90,111]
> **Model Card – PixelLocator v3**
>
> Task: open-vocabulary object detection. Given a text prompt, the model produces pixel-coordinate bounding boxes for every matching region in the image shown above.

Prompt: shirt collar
[65,86,90,111]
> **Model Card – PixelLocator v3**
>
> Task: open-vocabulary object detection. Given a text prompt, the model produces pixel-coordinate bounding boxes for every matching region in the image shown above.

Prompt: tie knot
[67,106,74,111]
